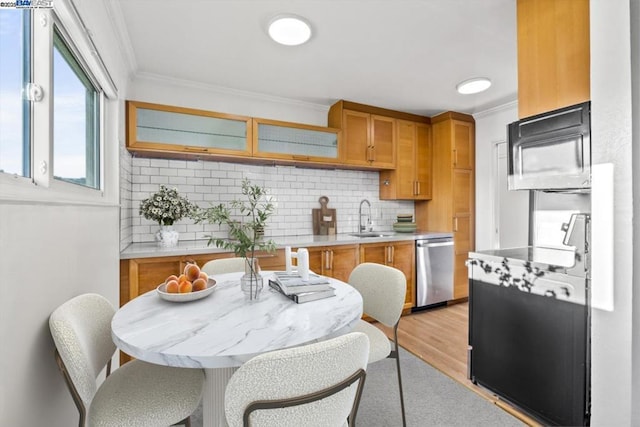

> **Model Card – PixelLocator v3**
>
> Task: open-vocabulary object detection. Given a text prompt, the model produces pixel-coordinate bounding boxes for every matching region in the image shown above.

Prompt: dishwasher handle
[417,239,454,248]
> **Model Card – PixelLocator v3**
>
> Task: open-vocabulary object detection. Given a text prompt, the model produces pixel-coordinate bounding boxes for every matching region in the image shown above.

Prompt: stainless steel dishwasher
[414,237,454,310]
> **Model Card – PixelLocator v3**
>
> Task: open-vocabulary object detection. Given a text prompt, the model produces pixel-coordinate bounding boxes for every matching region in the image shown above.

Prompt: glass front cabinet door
[126,101,252,159]
[252,118,341,165]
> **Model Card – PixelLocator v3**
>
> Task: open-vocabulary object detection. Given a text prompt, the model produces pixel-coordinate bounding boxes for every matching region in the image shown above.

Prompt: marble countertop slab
[111,271,363,368]
[469,246,577,273]
[468,247,587,305]
[120,230,453,259]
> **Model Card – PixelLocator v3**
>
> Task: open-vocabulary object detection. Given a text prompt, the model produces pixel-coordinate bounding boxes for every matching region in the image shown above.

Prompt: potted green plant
[195,178,276,300]
[139,185,197,247]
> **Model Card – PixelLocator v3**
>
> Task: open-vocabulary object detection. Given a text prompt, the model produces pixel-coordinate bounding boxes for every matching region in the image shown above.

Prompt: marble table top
[111,271,363,368]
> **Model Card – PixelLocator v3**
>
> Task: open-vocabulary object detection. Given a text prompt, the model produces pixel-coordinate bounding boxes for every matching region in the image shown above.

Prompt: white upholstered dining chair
[49,293,205,427]
[349,262,407,427]
[224,332,370,427]
[202,257,247,275]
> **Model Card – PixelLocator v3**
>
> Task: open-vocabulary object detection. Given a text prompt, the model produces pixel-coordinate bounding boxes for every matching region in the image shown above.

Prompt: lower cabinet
[304,245,359,283]
[120,250,285,306]
[359,241,415,312]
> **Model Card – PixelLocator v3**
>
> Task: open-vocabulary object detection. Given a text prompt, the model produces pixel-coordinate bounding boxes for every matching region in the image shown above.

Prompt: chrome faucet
[359,199,372,233]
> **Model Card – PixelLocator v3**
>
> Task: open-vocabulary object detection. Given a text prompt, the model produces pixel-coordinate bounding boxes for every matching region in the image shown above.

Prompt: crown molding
[133,71,331,113]
[473,99,518,119]
[103,0,138,79]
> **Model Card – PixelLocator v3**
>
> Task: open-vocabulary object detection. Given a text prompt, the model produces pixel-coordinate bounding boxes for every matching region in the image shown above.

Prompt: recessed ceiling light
[268,14,312,46]
[456,77,492,94]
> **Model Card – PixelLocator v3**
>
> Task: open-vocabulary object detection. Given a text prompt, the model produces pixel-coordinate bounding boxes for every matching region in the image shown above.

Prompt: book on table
[268,279,335,304]
[272,272,332,295]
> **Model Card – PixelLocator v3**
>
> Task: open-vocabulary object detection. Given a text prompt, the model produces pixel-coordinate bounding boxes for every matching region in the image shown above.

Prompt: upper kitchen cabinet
[517,0,590,119]
[126,101,252,160]
[252,118,341,166]
[328,100,402,169]
[380,120,432,200]
[416,111,475,300]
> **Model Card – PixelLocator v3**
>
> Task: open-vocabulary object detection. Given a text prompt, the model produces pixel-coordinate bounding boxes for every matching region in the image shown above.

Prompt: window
[0,9,31,177]
[0,4,112,200]
[53,27,100,189]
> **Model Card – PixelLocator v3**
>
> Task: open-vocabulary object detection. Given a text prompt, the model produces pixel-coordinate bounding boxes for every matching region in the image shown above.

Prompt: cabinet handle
[413,181,417,196]
[417,181,421,195]
[386,246,394,264]
[325,250,332,270]
[330,250,334,271]
[292,155,310,161]
[453,217,458,232]
[453,149,458,166]
[184,146,209,152]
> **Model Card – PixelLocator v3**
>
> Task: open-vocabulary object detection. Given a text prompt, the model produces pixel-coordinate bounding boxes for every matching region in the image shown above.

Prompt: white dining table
[111,271,363,427]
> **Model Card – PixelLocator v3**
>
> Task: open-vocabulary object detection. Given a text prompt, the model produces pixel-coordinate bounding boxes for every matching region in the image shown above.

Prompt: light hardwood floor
[375,302,541,426]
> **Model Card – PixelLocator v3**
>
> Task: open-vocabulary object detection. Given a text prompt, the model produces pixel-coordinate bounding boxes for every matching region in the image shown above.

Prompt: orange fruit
[165,280,179,293]
[178,281,193,293]
[184,263,201,282]
[192,278,207,292]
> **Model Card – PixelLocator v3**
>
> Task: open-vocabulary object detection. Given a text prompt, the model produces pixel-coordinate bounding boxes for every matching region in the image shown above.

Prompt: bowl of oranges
[156,262,217,302]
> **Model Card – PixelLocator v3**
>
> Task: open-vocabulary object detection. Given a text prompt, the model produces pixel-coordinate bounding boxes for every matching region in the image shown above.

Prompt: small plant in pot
[195,178,276,300]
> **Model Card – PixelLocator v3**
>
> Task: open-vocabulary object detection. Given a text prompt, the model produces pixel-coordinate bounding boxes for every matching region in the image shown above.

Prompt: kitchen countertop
[120,230,453,259]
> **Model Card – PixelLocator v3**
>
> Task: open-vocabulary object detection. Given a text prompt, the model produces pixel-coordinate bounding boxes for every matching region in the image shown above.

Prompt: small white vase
[156,225,179,248]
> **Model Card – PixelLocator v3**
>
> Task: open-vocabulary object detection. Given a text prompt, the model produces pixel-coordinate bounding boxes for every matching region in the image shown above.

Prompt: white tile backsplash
[124,158,414,244]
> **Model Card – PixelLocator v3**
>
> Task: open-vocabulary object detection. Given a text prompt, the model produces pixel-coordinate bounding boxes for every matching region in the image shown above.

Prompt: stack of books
[269,272,335,303]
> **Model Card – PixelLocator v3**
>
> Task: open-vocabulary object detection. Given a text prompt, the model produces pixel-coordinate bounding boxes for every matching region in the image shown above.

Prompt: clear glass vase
[240,257,263,300]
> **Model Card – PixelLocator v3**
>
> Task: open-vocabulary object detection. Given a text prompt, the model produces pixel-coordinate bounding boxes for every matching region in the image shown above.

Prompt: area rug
[189,347,525,426]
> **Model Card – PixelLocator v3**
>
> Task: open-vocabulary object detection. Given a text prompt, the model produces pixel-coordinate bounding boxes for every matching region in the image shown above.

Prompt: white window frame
[0,0,117,205]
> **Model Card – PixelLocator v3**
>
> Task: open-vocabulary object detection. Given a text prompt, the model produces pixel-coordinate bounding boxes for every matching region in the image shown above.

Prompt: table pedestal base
[203,367,237,427]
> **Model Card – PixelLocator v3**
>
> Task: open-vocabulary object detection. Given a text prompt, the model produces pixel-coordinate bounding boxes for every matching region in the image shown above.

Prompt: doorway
[493,141,529,248]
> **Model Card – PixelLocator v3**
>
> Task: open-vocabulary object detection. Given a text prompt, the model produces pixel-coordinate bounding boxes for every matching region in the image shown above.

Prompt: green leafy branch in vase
[194,178,277,279]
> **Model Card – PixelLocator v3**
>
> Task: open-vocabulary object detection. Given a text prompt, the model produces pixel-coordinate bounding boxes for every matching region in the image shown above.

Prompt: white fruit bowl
[156,278,217,302]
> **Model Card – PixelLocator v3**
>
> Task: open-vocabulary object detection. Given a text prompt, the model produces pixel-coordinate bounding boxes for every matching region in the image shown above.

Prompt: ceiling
[112,0,517,117]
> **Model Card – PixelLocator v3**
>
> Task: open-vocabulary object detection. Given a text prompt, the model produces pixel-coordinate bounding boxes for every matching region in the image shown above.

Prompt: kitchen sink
[349,232,395,238]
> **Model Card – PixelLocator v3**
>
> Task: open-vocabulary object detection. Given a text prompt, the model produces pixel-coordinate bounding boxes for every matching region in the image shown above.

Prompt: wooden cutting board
[312,196,337,235]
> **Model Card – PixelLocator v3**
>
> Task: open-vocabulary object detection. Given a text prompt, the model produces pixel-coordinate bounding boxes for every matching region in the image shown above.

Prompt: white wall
[473,101,524,250]
[590,0,634,424]
[631,0,640,423]
[0,1,129,425]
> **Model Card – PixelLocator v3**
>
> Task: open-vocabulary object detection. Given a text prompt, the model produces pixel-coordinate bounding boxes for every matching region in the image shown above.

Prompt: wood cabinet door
[395,120,417,199]
[342,110,371,166]
[328,245,359,283]
[301,246,358,283]
[453,169,473,216]
[453,215,472,299]
[306,247,324,275]
[359,243,388,265]
[390,241,415,309]
[452,121,474,170]
[371,115,396,168]
[517,0,590,118]
[415,122,432,200]
[360,242,415,310]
